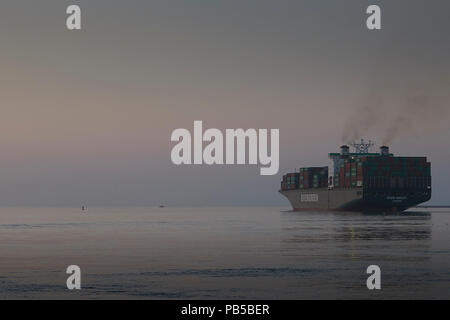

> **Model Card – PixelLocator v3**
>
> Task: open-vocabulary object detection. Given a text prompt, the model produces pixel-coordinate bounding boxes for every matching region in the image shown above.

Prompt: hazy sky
[0,0,449,206]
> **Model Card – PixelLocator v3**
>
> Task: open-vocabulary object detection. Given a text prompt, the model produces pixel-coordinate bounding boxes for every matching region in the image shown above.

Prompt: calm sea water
[0,206,449,299]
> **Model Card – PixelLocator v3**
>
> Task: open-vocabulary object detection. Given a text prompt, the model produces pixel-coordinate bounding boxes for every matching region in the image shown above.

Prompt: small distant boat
[159,205,165,208]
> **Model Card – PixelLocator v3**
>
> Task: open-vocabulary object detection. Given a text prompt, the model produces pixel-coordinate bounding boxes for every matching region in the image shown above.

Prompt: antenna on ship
[350,139,374,153]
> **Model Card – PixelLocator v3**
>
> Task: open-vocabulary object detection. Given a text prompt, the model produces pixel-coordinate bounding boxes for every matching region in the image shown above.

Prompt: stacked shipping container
[280,172,299,190]
[281,156,431,191]
[361,156,431,190]
[334,158,364,188]
[281,167,328,191]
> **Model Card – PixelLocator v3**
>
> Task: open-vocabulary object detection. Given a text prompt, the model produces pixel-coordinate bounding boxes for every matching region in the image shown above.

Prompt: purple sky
[0,0,449,206]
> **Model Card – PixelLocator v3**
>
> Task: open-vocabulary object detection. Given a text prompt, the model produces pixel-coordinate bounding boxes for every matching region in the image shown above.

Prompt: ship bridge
[328,140,392,189]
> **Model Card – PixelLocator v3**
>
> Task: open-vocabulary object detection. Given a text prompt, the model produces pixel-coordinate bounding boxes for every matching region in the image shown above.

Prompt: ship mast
[350,139,374,153]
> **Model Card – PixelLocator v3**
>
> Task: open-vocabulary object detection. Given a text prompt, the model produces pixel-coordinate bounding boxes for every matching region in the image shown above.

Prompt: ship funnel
[340,145,350,156]
[380,145,389,156]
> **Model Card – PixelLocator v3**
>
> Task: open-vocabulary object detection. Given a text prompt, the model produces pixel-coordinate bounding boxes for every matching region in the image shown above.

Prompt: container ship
[279,140,431,212]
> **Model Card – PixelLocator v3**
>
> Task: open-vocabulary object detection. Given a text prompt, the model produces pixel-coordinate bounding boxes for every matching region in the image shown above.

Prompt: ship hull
[279,188,431,212]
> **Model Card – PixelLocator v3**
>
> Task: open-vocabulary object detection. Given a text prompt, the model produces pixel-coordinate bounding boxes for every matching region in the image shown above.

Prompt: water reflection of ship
[333,212,432,242]
[280,211,432,246]
[279,210,434,298]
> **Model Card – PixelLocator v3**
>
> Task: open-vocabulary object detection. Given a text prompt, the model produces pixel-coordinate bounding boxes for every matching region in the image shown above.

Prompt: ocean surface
[0,206,449,299]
